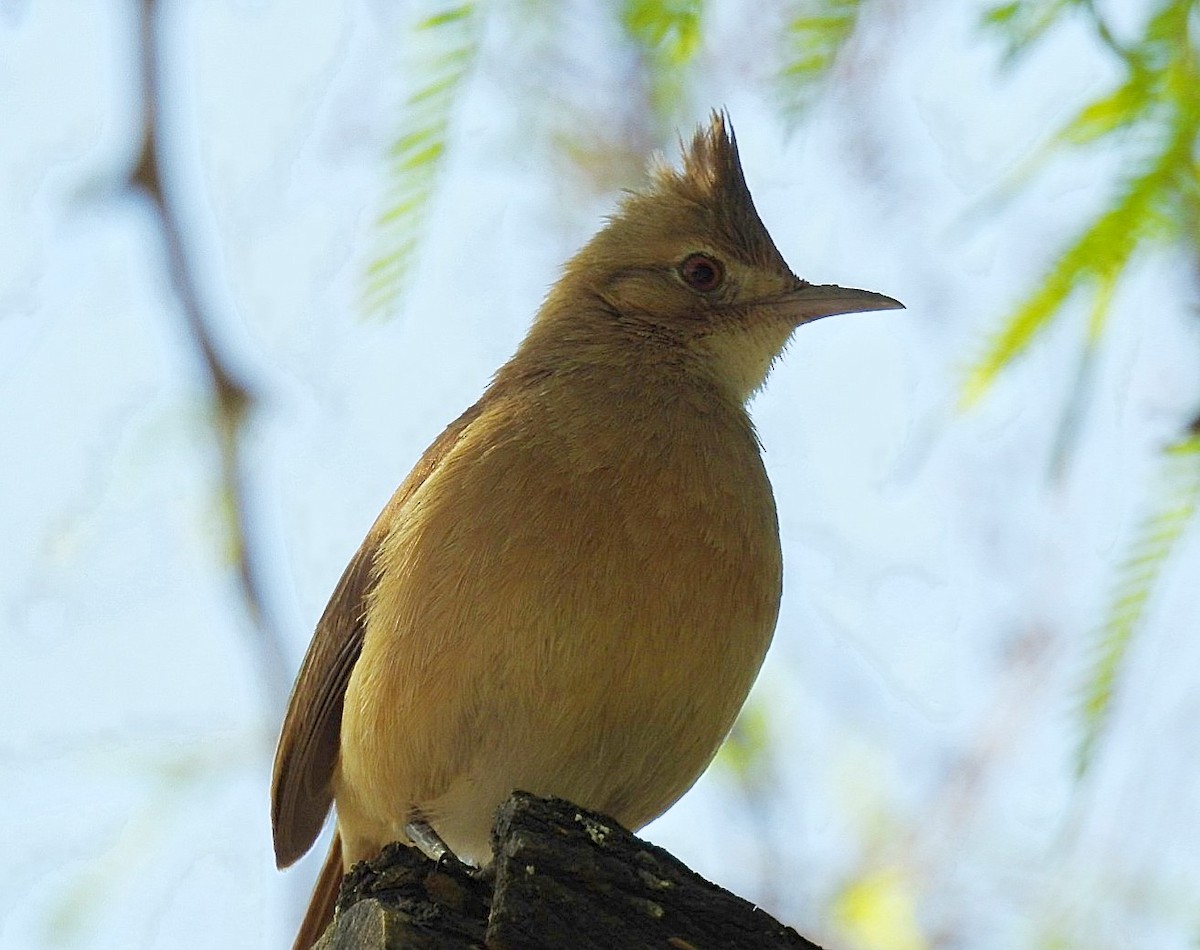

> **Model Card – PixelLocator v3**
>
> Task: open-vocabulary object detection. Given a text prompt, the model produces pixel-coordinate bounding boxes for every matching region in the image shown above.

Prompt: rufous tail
[292,832,343,950]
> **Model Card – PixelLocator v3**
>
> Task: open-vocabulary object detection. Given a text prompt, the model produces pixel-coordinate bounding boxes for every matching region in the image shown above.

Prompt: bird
[271,111,901,949]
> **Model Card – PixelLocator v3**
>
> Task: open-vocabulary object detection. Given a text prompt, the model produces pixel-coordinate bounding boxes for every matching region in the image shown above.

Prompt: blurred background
[2,0,1198,947]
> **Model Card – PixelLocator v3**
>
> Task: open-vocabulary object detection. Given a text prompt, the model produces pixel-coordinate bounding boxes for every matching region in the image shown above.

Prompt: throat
[693,321,795,403]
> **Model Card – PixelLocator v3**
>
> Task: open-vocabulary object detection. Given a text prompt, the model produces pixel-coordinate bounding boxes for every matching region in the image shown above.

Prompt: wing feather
[270,400,486,868]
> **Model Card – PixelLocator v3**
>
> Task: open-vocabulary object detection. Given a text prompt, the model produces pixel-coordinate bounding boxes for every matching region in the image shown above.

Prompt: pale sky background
[2,1,1199,949]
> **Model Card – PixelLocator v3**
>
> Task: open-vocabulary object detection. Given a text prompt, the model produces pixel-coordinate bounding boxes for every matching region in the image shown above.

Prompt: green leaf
[417,5,474,29]
[776,0,860,119]
[982,1,1021,27]
[362,2,482,318]
[621,0,705,65]
[1057,75,1152,145]
[620,0,706,118]
[961,94,1192,408]
[960,199,1137,407]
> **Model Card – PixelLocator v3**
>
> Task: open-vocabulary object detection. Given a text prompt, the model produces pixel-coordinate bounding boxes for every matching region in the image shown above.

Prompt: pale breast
[336,382,782,863]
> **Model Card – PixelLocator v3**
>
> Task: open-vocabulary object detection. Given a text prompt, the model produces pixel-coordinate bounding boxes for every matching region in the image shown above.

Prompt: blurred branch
[128,0,290,711]
[981,0,1076,64]
[1077,0,1131,61]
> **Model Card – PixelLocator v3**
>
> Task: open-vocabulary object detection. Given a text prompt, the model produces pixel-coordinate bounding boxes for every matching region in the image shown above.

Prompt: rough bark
[314,792,825,950]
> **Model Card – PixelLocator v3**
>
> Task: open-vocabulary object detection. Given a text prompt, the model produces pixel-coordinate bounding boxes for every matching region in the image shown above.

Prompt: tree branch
[128,0,290,711]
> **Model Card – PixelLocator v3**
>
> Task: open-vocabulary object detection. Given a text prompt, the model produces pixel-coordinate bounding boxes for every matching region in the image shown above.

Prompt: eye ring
[679,253,724,293]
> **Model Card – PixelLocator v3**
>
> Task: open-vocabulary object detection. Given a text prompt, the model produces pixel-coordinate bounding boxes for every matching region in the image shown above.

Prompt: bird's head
[541,112,902,401]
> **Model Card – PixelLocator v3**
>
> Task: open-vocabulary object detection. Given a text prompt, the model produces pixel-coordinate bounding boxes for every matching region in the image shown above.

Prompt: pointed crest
[652,112,749,204]
[647,111,786,269]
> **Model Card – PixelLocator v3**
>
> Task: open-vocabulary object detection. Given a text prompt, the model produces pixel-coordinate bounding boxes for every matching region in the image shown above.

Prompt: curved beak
[783,282,904,325]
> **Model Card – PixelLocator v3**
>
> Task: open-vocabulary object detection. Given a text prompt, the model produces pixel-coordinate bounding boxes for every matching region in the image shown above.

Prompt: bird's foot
[403,817,477,877]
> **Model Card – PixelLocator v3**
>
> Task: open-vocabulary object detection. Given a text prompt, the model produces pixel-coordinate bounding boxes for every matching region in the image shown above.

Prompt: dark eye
[679,253,724,292]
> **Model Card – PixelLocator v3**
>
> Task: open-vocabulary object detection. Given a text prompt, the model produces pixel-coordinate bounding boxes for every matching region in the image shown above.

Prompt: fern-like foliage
[967,0,1200,778]
[777,0,861,120]
[363,3,482,318]
[621,0,706,119]
[962,0,1200,406]
[1077,433,1200,775]
[981,0,1078,63]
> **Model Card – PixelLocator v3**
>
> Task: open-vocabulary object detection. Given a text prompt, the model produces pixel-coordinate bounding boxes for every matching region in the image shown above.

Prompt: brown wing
[270,400,487,869]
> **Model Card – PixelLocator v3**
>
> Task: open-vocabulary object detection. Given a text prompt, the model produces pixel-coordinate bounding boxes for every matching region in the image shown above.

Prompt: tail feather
[292,832,343,950]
